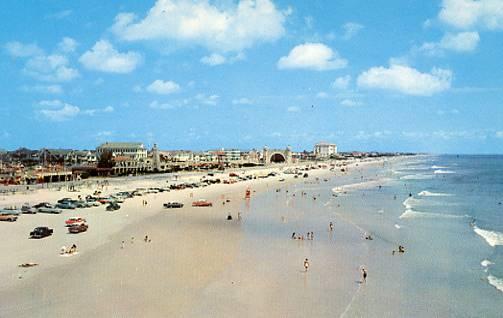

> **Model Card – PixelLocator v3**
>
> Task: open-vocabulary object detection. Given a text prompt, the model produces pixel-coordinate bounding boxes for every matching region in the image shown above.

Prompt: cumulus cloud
[277,43,347,71]
[340,99,362,107]
[22,84,63,94]
[38,100,80,121]
[149,100,176,110]
[439,0,503,30]
[5,41,43,57]
[24,54,79,82]
[195,93,219,105]
[332,75,351,90]
[287,106,300,112]
[58,37,78,53]
[357,64,452,96]
[232,97,253,105]
[200,53,226,66]
[496,131,503,138]
[420,31,480,56]
[146,80,181,94]
[342,22,364,40]
[37,99,113,121]
[111,0,287,53]
[79,40,142,73]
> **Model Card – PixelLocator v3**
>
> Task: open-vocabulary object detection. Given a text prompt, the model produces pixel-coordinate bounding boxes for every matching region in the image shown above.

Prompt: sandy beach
[0,158,398,317]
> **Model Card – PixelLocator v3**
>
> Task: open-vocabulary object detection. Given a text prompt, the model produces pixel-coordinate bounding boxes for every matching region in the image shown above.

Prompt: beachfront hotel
[314,142,338,159]
[96,142,147,161]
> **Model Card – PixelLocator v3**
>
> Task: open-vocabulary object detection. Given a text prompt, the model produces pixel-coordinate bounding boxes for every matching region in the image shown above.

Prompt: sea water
[332,155,503,317]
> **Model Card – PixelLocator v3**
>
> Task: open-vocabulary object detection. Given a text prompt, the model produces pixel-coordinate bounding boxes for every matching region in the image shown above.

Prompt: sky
[1,0,502,153]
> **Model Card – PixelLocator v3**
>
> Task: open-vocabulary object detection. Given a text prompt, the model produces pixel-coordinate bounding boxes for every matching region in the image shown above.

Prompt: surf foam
[399,209,469,219]
[488,275,503,293]
[473,226,503,247]
[434,169,455,174]
[400,174,434,180]
[481,259,494,268]
[418,191,453,197]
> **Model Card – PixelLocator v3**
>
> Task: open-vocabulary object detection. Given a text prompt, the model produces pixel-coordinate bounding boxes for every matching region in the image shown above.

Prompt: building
[96,142,147,161]
[314,142,337,159]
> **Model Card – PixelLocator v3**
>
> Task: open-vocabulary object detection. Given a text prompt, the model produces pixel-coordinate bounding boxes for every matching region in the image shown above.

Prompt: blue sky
[1,0,502,153]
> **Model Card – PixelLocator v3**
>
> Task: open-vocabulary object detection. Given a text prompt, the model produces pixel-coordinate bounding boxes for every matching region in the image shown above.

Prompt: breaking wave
[488,275,503,293]
[399,209,469,219]
[434,169,456,174]
[418,191,453,197]
[431,165,448,169]
[400,174,434,180]
[481,259,494,268]
[473,226,503,247]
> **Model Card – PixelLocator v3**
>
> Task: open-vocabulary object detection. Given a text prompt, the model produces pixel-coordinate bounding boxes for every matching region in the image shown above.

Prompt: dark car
[30,227,53,239]
[68,223,88,234]
[106,202,121,211]
[33,202,53,209]
[163,202,184,208]
[56,202,76,209]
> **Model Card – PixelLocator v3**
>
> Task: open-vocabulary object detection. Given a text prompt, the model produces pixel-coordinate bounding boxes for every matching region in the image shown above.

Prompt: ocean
[329,155,503,317]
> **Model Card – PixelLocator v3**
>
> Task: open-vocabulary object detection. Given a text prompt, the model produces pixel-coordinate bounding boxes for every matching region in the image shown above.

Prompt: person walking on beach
[329,222,334,231]
[304,258,310,272]
[361,268,367,283]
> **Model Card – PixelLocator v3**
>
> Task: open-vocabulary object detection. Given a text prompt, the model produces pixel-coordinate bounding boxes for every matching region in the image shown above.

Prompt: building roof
[98,142,145,149]
[315,142,337,146]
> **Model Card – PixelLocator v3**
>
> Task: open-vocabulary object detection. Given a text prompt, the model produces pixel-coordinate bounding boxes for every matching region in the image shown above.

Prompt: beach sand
[0,159,393,317]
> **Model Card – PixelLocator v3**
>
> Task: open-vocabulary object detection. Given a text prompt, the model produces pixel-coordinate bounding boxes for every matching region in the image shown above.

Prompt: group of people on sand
[291,231,314,240]
[392,245,406,255]
[60,244,78,255]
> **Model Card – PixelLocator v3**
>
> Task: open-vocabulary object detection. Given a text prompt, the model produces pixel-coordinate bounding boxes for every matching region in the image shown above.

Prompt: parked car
[0,214,18,222]
[30,227,53,239]
[33,202,53,209]
[68,223,88,234]
[192,199,213,207]
[56,202,76,209]
[106,202,121,211]
[37,207,63,214]
[0,208,21,216]
[21,203,37,214]
[163,202,184,208]
[65,217,86,226]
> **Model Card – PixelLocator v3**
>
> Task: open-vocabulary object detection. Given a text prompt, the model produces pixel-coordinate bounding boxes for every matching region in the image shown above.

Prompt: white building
[96,142,147,161]
[314,142,337,158]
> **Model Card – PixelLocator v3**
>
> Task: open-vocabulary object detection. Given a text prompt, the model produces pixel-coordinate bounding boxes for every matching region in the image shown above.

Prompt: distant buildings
[96,142,147,161]
[314,142,337,159]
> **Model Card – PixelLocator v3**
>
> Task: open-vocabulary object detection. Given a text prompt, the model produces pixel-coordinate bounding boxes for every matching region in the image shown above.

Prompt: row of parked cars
[28,216,89,239]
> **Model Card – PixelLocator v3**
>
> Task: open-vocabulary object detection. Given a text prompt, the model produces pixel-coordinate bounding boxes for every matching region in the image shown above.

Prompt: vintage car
[0,214,18,222]
[55,202,76,209]
[21,203,37,214]
[33,202,53,209]
[37,207,63,214]
[65,217,87,226]
[106,202,121,211]
[163,202,184,209]
[192,199,213,207]
[68,223,88,234]
[30,226,53,239]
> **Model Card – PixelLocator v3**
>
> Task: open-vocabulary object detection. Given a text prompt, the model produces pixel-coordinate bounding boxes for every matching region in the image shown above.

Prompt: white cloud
[37,99,113,120]
[340,99,362,107]
[22,84,63,94]
[58,37,78,53]
[316,92,329,99]
[146,80,181,95]
[111,0,287,52]
[439,0,503,30]
[38,100,80,121]
[195,94,219,105]
[79,40,142,73]
[277,43,347,71]
[420,31,480,56]
[357,64,452,96]
[496,131,503,138]
[287,106,300,112]
[5,41,43,57]
[200,53,226,66]
[149,100,176,110]
[24,54,79,82]
[232,97,253,105]
[342,22,364,40]
[332,75,351,90]
[354,130,392,140]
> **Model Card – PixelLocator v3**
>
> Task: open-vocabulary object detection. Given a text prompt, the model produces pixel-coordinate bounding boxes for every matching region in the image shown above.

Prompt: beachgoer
[310,232,314,240]
[121,241,125,249]
[362,268,367,283]
[329,222,334,231]
[144,235,149,243]
[304,258,310,272]
[60,246,67,255]
[292,232,296,239]
[238,212,242,220]
[227,213,233,220]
